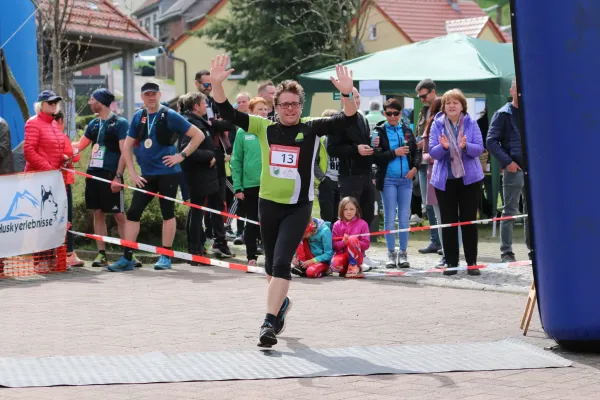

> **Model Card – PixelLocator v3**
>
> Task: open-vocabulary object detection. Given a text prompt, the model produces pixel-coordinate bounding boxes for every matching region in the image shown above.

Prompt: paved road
[0,245,598,399]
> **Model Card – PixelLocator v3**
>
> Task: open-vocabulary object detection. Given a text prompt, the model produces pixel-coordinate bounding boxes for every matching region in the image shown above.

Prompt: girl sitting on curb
[331,197,370,278]
[291,218,333,278]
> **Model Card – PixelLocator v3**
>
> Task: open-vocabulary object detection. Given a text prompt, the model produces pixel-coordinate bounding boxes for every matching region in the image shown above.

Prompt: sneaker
[345,264,363,278]
[233,235,245,245]
[258,322,277,348]
[67,252,85,267]
[225,226,237,240]
[203,241,212,254]
[248,259,257,267]
[107,257,134,272]
[154,255,172,270]
[212,242,233,258]
[437,249,444,256]
[386,251,397,269]
[418,243,441,254]
[362,255,376,271]
[133,255,143,268]
[468,267,481,276]
[501,252,516,263]
[397,251,410,268]
[410,214,424,225]
[256,245,264,256]
[274,297,293,335]
[443,265,458,276]
[436,257,446,267]
[92,253,108,268]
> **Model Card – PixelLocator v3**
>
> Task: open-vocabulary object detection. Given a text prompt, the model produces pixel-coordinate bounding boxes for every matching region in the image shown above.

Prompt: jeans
[501,170,531,254]
[418,164,440,246]
[382,177,413,253]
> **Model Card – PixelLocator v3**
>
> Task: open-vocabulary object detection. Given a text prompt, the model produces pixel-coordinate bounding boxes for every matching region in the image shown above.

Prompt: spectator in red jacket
[24,90,74,179]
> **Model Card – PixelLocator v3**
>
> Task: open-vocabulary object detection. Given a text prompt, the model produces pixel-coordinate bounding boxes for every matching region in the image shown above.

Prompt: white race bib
[89,145,105,168]
[269,144,300,180]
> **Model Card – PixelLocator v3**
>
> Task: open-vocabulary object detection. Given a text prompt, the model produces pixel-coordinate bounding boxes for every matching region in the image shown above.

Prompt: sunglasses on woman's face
[385,111,400,117]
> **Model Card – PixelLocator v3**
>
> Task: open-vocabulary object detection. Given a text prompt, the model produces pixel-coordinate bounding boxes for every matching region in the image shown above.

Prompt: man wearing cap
[75,88,132,268]
[108,82,204,272]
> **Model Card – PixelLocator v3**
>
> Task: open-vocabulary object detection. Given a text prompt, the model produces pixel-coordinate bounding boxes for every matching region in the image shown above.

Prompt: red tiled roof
[376,0,505,43]
[445,16,489,36]
[40,0,159,44]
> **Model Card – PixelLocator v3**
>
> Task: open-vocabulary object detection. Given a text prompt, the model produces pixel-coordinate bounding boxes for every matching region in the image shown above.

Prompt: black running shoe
[274,297,293,335]
[258,322,277,348]
[291,266,306,277]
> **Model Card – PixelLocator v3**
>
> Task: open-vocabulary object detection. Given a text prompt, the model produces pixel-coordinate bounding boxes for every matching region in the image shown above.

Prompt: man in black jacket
[327,87,376,226]
[179,92,232,260]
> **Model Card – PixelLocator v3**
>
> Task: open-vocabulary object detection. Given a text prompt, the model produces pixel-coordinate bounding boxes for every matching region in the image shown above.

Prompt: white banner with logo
[0,170,68,258]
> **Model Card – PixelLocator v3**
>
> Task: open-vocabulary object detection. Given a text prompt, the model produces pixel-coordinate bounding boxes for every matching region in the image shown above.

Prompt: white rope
[0,3,42,50]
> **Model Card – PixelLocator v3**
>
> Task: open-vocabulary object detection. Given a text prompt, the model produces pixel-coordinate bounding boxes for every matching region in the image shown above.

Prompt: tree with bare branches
[195,0,375,83]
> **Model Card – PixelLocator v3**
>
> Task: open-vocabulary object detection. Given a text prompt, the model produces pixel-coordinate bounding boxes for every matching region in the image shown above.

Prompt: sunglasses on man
[202,83,212,88]
[385,111,401,117]
[418,91,431,100]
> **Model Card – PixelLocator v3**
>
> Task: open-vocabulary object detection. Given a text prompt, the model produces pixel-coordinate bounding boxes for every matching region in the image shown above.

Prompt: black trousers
[258,198,312,280]
[187,181,226,255]
[243,187,260,261]
[318,177,340,225]
[435,179,481,266]
[338,174,375,226]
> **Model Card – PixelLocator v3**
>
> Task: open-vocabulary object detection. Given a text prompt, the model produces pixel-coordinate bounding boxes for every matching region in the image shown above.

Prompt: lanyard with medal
[90,112,113,168]
[144,107,161,149]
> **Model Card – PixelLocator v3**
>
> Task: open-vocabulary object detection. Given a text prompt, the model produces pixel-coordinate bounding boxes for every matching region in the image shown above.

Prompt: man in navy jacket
[486,79,530,262]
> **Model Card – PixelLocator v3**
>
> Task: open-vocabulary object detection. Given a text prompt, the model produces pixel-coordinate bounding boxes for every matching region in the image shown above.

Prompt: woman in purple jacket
[429,89,484,276]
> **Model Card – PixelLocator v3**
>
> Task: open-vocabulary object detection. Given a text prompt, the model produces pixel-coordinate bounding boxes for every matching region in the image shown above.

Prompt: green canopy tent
[298,33,515,235]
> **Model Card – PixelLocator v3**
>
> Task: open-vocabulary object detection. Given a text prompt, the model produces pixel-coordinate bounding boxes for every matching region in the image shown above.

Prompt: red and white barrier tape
[333,214,528,240]
[62,168,260,225]
[360,259,531,278]
[68,230,266,274]
[69,230,531,278]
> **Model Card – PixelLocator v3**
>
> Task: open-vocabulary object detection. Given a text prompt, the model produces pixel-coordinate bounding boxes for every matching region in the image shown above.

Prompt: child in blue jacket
[291,218,334,278]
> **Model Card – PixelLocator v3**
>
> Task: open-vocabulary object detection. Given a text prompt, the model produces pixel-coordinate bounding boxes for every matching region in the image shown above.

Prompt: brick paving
[1,234,598,399]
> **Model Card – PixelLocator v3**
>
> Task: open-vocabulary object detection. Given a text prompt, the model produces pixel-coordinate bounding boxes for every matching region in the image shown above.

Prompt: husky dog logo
[40,186,58,221]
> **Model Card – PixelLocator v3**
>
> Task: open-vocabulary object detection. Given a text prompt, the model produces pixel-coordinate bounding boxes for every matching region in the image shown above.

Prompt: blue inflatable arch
[512,0,600,351]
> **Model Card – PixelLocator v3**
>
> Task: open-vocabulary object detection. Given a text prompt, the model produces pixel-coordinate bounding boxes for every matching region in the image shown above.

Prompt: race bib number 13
[269,144,300,180]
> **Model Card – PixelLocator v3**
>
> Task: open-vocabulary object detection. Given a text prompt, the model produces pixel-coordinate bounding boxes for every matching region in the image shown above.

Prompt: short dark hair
[257,80,275,94]
[181,91,207,113]
[416,78,436,93]
[195,70,210,81]
[383,98,402,112]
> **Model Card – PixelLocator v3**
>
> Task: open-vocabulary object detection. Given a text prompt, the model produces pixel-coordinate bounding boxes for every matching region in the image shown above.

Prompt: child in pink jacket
[331,197,370,278]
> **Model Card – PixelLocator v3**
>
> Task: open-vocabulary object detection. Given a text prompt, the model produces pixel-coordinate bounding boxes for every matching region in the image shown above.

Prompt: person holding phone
[373,98,421,269]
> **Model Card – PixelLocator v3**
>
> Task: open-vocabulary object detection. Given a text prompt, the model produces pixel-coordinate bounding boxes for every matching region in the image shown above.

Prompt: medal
[144,138,153,149]
[92,143,100,153]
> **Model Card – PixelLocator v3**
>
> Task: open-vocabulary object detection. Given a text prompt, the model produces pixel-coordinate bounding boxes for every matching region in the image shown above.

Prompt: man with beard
[75,89,135,268]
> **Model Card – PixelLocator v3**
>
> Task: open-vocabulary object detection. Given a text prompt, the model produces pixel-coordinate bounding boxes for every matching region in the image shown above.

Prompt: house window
[226,57,248,80]
[152,13,159,38]
[145,17,150,33]
[368,24,378,41]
